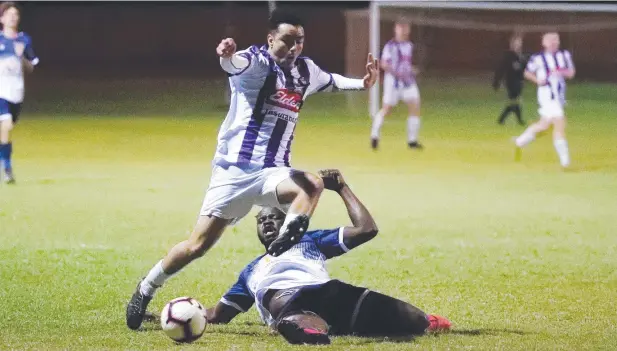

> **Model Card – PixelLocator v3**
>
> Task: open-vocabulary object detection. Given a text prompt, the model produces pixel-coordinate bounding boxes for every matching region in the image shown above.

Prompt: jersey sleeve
[304,58,334,96]
[526,55,539,73]
[223,45,265,77]
[219,257,260,313]
[381,42,392,63]
[563,50,574,69]
[21,34,39,66]
[307,228,349,259]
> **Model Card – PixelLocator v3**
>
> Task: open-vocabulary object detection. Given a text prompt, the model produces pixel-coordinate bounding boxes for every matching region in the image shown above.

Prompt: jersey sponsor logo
[266,89,303,113]
[264,109,298,124]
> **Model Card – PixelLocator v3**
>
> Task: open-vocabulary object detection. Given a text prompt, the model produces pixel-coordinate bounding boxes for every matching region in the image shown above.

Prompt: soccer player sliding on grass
[126,9,379,330]
[205,169,451,345]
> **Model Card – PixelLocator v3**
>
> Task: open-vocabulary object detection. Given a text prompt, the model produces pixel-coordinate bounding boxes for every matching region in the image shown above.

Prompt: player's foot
[267,215,309,257]
[371,138,379,150]
[427,314,452,333]
[277,319,331,345]
[126,280,153,330]
[4,170,15,184]
[408,141,424,150]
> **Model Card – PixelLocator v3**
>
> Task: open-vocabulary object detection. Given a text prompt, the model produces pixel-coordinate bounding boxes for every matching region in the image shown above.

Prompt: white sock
[407,116,421,143]
[279,212,300,237]
[553,138,570,167]
[140,260,172,297]
[515,130,536,147]
[371,110,386,139]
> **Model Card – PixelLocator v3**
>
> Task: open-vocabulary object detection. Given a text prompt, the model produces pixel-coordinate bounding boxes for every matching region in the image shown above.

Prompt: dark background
[14,1,617,81]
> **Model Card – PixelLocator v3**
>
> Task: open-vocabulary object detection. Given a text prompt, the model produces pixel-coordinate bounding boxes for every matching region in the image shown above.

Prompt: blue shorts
[0,99,22,123]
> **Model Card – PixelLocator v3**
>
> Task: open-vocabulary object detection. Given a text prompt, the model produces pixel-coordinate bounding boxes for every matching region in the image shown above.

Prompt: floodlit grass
[1,77,616,350]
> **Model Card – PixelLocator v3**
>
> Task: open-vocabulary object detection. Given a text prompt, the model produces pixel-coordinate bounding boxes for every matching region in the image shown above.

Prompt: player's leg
[552,115,570,168]
[371,84,398,149]
[404,84,422,149]
[0,100,17,183]
[127,166,253,330]
[265,169,324,256]
[127,215,231,330]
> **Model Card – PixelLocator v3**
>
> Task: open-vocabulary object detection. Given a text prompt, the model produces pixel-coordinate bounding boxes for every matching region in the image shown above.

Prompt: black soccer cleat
[408,141,424,150]
[267,215,309,257]
[371,138,379,150]
[277,319,331,345]
[126,280,153,330]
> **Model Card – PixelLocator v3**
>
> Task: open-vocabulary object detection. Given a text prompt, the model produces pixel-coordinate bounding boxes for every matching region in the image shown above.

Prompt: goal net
[344,1,617,116]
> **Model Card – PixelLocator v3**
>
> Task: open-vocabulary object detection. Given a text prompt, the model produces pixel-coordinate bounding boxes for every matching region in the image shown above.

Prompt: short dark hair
[0,2,18,16]
[268,8,303,32]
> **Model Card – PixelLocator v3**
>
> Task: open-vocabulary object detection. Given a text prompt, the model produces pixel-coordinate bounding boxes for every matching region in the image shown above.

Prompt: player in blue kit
[0,2,39,184]
[205,169,451,345]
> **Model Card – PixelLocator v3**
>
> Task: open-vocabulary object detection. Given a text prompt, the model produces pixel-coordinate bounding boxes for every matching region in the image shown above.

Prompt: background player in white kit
[0,2,39,184]
[370,18,423,150]
[126,10,379,330]
[514,32,575,169]
[203,169,451,345]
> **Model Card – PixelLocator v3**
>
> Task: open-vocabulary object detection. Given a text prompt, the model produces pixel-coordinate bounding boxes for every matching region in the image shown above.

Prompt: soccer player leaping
[514,32,575,169]
[0,2,39,184]
[204,169,451,345]
[126,10,379,330]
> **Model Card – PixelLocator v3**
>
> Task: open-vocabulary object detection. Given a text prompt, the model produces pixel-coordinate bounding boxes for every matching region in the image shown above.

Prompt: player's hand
[216,38,237,58]
[13,42,25,57]
[363,53,379,89]
[536,78,548,86]
[318,169,346,192]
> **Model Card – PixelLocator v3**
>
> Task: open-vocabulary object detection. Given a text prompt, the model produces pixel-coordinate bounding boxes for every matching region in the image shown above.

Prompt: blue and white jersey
[526,50,574,106]
[381,40,415,88]
[215,45,334,171]
[219,227,350,326]
[0,31,39,103]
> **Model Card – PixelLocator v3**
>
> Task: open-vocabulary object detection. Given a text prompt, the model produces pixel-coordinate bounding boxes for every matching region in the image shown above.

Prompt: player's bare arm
[206,302,241,324]
[362,53,379,89]
[318,169,378,249]
[524,70,545,86]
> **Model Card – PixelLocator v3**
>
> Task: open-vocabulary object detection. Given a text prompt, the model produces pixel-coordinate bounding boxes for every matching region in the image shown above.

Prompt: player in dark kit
[204,169,451,345]
[493,34,526,126]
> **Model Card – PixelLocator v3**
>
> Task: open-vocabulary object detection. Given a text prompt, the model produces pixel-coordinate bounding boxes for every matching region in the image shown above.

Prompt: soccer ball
[160,297,207,343]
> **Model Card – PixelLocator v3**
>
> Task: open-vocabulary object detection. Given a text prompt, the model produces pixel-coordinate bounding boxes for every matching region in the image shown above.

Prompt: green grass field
[1,77,616,350]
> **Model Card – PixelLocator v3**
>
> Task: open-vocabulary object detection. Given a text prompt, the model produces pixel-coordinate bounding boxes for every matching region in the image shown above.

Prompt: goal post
[347,1,617,117]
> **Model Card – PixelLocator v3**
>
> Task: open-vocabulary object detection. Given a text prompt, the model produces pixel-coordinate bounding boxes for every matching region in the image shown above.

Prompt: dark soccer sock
[513,104,524,124]
[498,105,513,123]
[0,143,12,172]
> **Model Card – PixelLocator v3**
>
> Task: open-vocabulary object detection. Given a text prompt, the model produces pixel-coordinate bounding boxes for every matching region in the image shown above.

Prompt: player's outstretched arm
[206,302,242,324]
[331,53,379,90]
[318,169,378,250]
[217,38,250,74]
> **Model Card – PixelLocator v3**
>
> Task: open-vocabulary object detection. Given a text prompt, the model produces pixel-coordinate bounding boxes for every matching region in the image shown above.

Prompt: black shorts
[0,99,22,123]
[506,83,522,100]
[264,279,429,336]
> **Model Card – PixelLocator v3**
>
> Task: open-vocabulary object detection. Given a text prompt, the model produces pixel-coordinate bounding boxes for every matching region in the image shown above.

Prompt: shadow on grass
[449,328,533,336]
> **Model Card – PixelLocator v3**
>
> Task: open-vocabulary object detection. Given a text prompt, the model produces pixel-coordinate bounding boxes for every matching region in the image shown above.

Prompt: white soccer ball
[160,297,207,343]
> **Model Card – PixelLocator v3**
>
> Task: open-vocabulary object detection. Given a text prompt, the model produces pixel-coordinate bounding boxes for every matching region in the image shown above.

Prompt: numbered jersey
[215,45,335,171]
[218,228,351,326]
[526,50,574,106]
[0,32,39,103]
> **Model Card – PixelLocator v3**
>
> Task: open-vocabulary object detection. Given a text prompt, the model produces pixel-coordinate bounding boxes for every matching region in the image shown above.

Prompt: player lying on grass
[126,10,379,330]
[205,169,451,345]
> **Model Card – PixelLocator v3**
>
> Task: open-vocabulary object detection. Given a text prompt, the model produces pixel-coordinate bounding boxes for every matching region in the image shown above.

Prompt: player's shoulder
[17,32,33,43]
[242,254,266,276]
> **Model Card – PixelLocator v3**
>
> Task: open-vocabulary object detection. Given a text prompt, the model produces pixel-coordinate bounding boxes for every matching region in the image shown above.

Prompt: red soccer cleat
[427,314,452,333]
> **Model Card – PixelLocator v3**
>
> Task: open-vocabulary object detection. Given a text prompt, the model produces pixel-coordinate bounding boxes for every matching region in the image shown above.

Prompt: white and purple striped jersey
[0,31,39,103]
[215,45,345,171]
[526,50,574,105]
[218,227,350,326]
[381,40,415,89]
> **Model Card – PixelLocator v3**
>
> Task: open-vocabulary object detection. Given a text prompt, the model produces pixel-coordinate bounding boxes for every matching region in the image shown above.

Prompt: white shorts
[538,101,565,120]
[200,165,292,224]
[383,83,420,106]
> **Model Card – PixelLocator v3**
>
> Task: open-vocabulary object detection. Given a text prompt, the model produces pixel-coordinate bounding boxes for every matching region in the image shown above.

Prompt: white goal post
[364,1,617,117]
